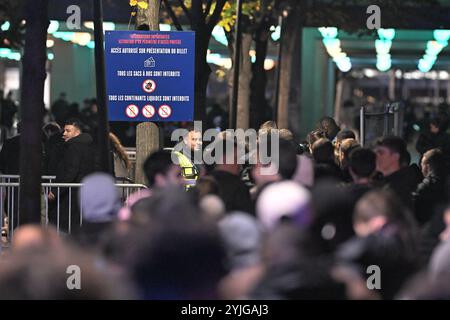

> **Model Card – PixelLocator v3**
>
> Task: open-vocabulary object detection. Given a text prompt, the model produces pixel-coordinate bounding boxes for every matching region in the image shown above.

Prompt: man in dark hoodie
[374,136,422,209]
[48,118,97,232]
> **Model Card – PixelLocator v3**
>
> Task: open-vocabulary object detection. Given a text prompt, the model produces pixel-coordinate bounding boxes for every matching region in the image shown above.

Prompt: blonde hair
[259,120,277,131]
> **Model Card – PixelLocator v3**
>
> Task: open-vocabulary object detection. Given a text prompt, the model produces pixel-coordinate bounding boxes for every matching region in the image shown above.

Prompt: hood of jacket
[65,132,93,145]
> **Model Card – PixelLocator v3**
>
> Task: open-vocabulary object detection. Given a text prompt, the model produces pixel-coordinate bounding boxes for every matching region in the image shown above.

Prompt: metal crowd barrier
[0,181,147,240]
[0,175,57,184]
[360,102,404,146]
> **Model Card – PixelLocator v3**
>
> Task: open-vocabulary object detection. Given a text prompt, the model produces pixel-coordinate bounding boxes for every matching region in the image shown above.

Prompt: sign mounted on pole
[105,30,195,122]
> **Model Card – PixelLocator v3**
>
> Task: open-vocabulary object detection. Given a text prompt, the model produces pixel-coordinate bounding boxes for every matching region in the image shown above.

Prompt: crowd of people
[1,92,450,299]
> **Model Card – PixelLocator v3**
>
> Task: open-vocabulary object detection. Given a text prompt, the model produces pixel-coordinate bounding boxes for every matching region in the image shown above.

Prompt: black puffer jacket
[56,133,97,183]
[413,174,448,225]
[381,165,422,209]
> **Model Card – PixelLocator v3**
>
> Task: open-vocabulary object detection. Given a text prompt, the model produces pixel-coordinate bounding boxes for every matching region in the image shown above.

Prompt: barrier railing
[0,175,57,183]
[0,182,147,239]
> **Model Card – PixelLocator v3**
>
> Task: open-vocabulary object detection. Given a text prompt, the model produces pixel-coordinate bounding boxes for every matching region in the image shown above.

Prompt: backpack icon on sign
[142,79,156,93]
[144,57,156,68]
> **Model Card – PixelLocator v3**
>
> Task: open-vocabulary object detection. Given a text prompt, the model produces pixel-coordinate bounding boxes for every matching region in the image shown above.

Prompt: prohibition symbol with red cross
[158,104,172,119]
[125,104,139,118]
[142,79,156,93]
[142,104,155,119]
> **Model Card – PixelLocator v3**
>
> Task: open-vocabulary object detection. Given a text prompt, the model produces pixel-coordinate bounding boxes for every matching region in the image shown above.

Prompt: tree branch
[162,0,183,30]
[204,0,213,18]
[177,0,192,21]
[206,0,226,33]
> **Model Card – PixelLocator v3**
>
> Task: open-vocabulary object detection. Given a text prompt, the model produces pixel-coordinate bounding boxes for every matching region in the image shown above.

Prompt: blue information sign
[105,30,195,122]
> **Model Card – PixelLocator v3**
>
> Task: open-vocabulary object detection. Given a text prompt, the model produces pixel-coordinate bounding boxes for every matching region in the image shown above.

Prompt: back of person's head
[429,239,450,280]
[354,190,417,243]
[339,139,360,167]
[312,138,334,163]
[336,129,356,143]
[278,138,298,179]
[251,137,297,182]
[310,182,355,253]
[130,186,199,227]
[355,190,404,224]
[259,120,277,131]
[431,114,450,133]
[143,150,174,187]
[375,135,408,165]
[131,221,227,299]
[209,137,243,175]
[218,212,262,270]
[422,148,447,176]
[256,181,311,231]
[0,246,135,299]
[193,176,220,198]
[278,128,294,142]
[42,122,61,138]
[349,148,376,178]
[199,195,226,222]
[12,224,61,253]
[398,272,450,300]
[80,173,121,223]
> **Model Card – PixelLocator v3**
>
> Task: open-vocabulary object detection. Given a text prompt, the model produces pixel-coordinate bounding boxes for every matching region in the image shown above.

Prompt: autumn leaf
[137,1,148,9]
[129,0,137,6]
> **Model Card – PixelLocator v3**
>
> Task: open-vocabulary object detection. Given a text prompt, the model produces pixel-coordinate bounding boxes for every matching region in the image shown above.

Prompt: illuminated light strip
[206,51,275,70]
[0,49,54,61]
[375,28,395,72]
[1,21,10,31]
[48,20,59,34]
[418,30,450,72]
[52,31,93,48]
[83,21,116,31]
[318,27,352,72]
[0,49,20,61]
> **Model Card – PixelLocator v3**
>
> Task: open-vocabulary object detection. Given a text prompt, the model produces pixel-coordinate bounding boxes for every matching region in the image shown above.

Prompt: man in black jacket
[0,123,21,174]
[374,136,422,209]
[209,138,253,214]
[413,148,448,226]
[48,118,97,232]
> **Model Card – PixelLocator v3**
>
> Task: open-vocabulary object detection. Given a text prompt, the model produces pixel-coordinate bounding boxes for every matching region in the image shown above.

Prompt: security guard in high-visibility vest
[164,148,199,189]
[165,126,203,189]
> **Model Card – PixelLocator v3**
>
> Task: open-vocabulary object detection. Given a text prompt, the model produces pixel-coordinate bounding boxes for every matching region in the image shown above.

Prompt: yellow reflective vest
[163,148,199,188]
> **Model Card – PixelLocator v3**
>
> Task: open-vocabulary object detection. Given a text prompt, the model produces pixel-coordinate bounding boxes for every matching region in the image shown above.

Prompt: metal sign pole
[93,0,112,173]
[229,0,243,130]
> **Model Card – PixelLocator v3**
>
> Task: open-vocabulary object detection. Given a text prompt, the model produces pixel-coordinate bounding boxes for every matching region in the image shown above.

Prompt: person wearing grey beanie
[79,173,122,223]
[75,173,122,247]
